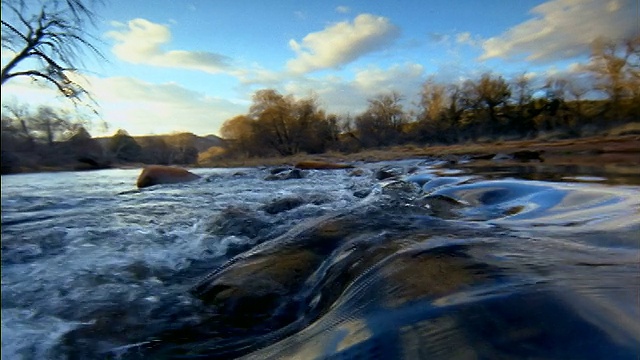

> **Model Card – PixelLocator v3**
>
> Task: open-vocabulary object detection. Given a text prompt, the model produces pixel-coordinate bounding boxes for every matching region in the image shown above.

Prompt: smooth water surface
[2,161,639,359]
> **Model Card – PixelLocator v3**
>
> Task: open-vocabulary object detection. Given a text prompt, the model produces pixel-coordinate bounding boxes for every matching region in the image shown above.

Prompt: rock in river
[136,165,200,188]
[294,160,354,170]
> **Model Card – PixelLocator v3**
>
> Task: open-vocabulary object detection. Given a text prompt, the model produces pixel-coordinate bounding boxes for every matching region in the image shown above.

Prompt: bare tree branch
[1,0,105,108]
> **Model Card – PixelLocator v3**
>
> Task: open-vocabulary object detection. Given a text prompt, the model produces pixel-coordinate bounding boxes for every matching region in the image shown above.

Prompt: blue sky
[1,0,637,137]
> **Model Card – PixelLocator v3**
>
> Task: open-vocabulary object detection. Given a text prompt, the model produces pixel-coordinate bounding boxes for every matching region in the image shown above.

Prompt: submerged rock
[471,153,496,160]
[134,177,640,359]
[262,197,306,214]
[206,207,269,239]
[264,168,304,181]
[490,150,544,163]
[375,165,404,180]
[188,182,439,345]
[353,189,371,198]
[269,166,291,175]
[348,168,367,177]
[136,165,200,188]
[294,160,354,170]
[512,150,544,162]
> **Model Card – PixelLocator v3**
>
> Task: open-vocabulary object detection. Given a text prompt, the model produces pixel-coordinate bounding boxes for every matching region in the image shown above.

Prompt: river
[1,159,639,359]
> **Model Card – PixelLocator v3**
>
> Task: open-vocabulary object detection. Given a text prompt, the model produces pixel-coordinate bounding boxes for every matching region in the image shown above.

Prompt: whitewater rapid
[2,160,639,359]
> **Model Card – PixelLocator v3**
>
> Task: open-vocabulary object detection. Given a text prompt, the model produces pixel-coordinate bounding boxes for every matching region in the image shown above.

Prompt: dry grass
[193,134,640,169]
[606,122,640,137]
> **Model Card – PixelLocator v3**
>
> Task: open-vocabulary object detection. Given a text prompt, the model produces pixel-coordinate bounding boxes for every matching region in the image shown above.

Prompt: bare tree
[588,36,640,119]
[30,105,75,146]
[457,73,511,137]
[1,0,104,103]
[2,101,81,146]
[563,75,592,123]
[419,77,448,122]
[511,73,533,110]
[355,91,407,147]
[474,73,511,124]
[1,100,35,145]
[248,89,296,156]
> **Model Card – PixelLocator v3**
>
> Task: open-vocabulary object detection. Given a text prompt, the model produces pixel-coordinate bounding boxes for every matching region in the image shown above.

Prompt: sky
[1,0,638,137]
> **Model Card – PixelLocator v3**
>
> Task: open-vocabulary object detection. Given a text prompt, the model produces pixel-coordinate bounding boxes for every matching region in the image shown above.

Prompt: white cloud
[480,0,636,62]
[354,63,424,94]
[456,32,472,44]
[272,63,425,116]
[234,67,284,87]
[336,6,350,14]
[0,75,246,137]
[106,18,232,74]
[456,32,482,46]
[84,76,246,136]
[286,14,400,73]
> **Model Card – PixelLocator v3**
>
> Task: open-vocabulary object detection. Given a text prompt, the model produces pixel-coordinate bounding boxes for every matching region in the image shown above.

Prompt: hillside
[94,133,225,152]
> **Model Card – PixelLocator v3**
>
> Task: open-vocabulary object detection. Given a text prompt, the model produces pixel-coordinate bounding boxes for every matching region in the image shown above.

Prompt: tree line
[220,36,639,158]
[0,103,220,173]
[1,0,638,171]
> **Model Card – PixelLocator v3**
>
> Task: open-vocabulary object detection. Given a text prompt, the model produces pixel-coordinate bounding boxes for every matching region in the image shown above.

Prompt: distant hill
[193,134,226,151]
[94,133,226,152]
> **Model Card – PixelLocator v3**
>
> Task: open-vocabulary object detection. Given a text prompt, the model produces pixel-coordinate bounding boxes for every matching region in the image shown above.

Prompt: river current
[1,159,639,359]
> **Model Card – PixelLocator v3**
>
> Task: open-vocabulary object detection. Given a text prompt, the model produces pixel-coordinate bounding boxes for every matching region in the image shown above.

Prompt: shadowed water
[1,161,639,359]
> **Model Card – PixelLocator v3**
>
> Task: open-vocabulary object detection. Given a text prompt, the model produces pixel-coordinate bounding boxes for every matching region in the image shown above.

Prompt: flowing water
[1,160,639,359]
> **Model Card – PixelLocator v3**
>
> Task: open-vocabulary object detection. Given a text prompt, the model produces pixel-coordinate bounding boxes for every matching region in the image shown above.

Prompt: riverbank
[199,134,640,168]
[3,134,639,175]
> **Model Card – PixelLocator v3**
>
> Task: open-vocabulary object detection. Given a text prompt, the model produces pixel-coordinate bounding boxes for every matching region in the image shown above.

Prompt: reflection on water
[452,161,640,185]
[1,162,639,359]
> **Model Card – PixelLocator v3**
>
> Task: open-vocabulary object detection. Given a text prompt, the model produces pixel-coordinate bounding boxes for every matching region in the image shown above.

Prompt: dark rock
[353,189,371,198]
[206,207,269,239]
[421,194,466,219]
[440,155,460,164]
[265,169,304,181]
[471,153,496,160]
[375,166,404,180]
[294,160,354,170]
[492,153,512,161]
[136,165,200,188]
[262,197,306,214]
[380,180,422,204]
[512,150,544,162]
[270,167,291,175]
[405,173,434,187]
[75,156,111,170]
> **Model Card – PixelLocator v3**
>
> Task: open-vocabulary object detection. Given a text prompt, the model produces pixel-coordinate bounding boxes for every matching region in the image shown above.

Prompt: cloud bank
[480,0,636,62]
[107,18,232,73]
[84,76,245,136]
[287,14,400,73]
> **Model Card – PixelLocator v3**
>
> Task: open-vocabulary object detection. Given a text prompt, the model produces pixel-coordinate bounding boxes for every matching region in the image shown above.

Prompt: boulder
[270,166,292,175]
[294,161,354,170]
[136,165,200,188]
[471,153,496,160]
[512,150,544,162]
[262,197,306,214]
[375,165,404,180]
[348,168,366,177]
[265,169,304,181]
[207,207,269,239]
